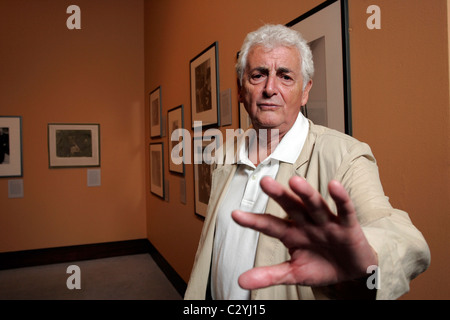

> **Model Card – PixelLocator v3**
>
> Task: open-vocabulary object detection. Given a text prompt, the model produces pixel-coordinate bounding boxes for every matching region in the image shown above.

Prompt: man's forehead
[246,45,301,70]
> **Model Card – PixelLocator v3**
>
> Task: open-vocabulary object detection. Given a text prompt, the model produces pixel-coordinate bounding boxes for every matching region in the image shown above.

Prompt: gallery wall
[0,0,147,252]
[1,0,448,300]
[144,0,450,300]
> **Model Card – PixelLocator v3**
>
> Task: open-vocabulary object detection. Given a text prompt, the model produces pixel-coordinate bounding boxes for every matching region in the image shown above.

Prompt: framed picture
[48,123,100,168]
[0,116,23,178]
[287,0,352,134]
[149,142,164,198]
[167,104,185,174]
[238,102,252,131]
[190,41,220,128]
[150,86,162,137]
[193,132,220,217]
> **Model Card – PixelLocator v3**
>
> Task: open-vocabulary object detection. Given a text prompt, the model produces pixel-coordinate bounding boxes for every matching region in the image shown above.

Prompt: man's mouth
[257,103,281,110]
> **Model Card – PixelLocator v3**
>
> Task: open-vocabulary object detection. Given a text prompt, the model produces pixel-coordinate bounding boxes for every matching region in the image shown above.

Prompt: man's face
[239,45,312,135]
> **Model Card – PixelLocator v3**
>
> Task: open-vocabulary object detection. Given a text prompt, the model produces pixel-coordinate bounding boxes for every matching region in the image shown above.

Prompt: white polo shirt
[211,112,309,300]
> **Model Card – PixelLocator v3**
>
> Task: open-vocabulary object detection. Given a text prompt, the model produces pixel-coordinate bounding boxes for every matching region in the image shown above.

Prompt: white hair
[236,24,314,88]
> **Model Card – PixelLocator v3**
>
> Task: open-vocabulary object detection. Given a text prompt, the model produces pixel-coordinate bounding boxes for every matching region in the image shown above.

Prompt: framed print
[48,123,100,168]
[150,142,164,198]
[219,88,232,126]
[287,0,352,134]
[150,86,162,137]
[238,102,252,131]
[193,132,220,218]
[167,104,185,174]
[190,41,220,128]
[0,116,23,178]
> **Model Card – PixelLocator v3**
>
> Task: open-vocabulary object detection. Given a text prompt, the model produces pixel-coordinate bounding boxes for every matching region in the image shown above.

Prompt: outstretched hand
[231,176,378,290]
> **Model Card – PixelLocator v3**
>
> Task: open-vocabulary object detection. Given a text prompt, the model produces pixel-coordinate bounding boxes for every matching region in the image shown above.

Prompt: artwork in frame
[150,86,162,137]
[48,123,100,168]
[286,0,352,134]
[167,104,185,174]
[190,41,220,128]
[193,132,220,218]
[238,102,252,131]
[149,142,164,198]
[0,116,23,178]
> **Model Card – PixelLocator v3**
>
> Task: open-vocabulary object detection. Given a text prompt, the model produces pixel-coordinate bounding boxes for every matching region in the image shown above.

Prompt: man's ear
[301,80,313,106]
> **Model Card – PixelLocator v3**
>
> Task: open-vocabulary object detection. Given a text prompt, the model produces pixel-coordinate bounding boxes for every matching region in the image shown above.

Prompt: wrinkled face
[239,45,312,136]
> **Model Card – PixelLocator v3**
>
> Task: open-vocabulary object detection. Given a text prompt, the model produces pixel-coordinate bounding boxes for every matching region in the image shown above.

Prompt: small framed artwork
[193,132,220,218]
[150,86,162,137]
[167,105,185,174]
[149,142,164,198]
[238,102,252,131]
[190,41,220,128]
[48,123,100,168]
[0,116,23,178]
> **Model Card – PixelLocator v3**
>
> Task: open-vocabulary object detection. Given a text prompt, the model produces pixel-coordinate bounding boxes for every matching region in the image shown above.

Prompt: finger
[231,210,292,241]
[259,176,308,224]
[238,262,301,290]
[328,180,358,227]
[288,176,331,225]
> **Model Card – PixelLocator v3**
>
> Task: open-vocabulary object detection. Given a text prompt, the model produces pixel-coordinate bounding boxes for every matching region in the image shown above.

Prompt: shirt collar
[235,112,309,166]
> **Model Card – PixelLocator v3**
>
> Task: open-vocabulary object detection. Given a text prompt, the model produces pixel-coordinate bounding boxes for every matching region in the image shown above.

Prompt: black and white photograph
[193,133,220,217]
[167,105,185,174]
[0,116,22,177]
[287,0,351,134]
[190,42,220,128]
[150,142,164,198]
[150,86,162,137]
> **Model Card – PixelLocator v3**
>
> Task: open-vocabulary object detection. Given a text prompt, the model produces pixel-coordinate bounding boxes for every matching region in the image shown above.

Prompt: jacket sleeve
[334,141,431,299]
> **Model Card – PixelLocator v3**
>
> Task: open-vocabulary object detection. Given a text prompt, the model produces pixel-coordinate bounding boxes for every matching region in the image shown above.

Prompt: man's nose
[263,74,278,97]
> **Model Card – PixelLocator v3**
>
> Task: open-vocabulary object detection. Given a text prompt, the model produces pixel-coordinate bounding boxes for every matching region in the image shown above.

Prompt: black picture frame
[286,0,352,135]
[149,142,164,198]
[190,42,220,129]
[167,104,185,175]
[48,123,100,168]
[0,116,23,178]
[150,86,163,137]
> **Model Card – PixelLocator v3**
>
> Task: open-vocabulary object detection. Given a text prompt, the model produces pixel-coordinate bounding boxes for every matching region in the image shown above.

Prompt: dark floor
[0,254,182,300]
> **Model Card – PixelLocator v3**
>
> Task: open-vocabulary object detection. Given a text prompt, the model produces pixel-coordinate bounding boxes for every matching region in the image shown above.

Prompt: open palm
[231,176,378,290]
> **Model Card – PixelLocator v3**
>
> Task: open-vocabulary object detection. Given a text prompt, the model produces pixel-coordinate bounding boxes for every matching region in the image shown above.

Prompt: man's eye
[250,74,265,82]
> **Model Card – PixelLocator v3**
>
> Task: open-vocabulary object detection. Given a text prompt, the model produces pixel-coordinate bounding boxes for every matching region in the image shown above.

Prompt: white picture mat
[190,44,219,127]
[48,124,100,167]
[0,117,22,177]
[290,0,346,133]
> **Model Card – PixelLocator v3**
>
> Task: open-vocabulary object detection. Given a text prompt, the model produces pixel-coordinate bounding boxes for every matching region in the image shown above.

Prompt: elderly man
[185,24,430,300]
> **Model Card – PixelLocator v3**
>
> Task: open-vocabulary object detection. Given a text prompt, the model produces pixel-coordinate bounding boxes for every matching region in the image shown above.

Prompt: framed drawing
[48,123,100,168]
[287,0,352,134]
[149,142,164,198]
[167,104,185,174]
[150,86,162,137]
[190,41,220,128]
[238,102,252,131]
[0,116,23,178]
[193,132,220,218]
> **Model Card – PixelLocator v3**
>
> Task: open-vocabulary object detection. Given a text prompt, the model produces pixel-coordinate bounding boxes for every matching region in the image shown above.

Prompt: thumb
[238,262,293,290]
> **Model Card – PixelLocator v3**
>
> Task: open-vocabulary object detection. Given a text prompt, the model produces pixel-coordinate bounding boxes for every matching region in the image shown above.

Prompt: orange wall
[349,0,450,299]
[145,0,450,300]
[0,0,146,252]
[0,0,448,300]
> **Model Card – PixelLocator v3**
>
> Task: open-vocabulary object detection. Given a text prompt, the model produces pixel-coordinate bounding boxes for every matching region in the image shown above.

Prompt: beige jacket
[184,122,430,300]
